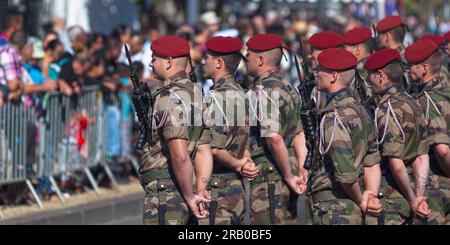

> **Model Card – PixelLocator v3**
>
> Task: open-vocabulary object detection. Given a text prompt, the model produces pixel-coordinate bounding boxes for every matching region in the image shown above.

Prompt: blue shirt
[23,63,45,84]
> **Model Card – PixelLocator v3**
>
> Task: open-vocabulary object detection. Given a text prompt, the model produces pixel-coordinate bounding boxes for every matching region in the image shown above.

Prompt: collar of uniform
[418,76,443,96]
[357,57,368,70]
[163,71,188,87]
[377,83,403,105]
[254,69,280,85]
[321,87,352,113]
[213,74,235,90]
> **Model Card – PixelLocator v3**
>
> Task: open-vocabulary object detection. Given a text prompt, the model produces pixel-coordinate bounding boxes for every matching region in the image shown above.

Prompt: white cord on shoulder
[319,109,350,155]
[247,85,278,122]
[207,90,230,127]
[152,88,189,129]
[424,91,442,121]
[152,93,168,129]
[375,99,405,145]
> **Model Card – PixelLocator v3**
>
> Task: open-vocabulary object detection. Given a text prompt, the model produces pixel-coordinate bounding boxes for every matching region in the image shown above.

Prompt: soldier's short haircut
[361,39,375,54]
[173,57,188,69]
[387,26,406,45]
[382,61,404,83]
[221,53,242,73]
[422,50,443,75]
[339,69,356,86]
[208,51,242,74]
[264,49,283,67]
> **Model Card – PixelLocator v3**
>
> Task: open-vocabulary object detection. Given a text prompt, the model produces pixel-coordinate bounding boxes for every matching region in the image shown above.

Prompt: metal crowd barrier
[0,86,125,219]
[0,100,43,214]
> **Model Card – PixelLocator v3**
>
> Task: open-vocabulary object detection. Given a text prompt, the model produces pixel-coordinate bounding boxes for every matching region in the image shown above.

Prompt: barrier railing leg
[25,179,44,209]
[49,176,65,205]
[84,166,101,196]
[129,156,140,177]
[102,161,118,188]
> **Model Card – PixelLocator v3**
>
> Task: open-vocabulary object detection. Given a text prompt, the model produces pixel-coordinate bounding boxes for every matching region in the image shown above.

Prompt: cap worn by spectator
[343,27,372,45]
[201,11,220,26]
[318,48,357,71]
[308,31,344,50]
[32,41,45,60]
[151,36,190,58]
[364,48,401,71]
[405,39,438,64]
[376,16,404,33]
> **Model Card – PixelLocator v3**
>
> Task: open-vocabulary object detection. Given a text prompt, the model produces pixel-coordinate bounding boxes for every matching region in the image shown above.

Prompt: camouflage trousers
[250,178,298,225]
[440,189,450,224]
[198,174,246,225]
[379,184,411,225]
[428,174,450,225]
[378,175,444,225]
[308,190,363,225]
[143,178,191,225]
[249,154,298,225]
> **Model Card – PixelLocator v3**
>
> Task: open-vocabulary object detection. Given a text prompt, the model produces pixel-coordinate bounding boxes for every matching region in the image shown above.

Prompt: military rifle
[293,39,318,171]
[125,44,152,151]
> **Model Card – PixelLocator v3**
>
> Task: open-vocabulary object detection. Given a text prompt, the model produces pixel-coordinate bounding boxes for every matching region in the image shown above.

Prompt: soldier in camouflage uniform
[343,27,375,104]
[374,15,416,94]
[406,39,450,224]
[375,16,407,59]
[365,48,432,225]
[308,32,344,110]
[308,48,382,225]
[195,36,253,225]
[140,36,211,225]
[245,34,305,225]
[417,35,450,87]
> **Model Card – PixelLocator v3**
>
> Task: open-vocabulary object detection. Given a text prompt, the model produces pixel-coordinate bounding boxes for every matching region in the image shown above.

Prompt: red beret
[206,36,243,54]
[376,16,404,33]
[343,27,373,45]
[419,34,445,46]
[246,34,282,52]
[405,39,438,64]
[318,48,357,71]
[308,31,344,49]
[364,48,401,71]
[151,36,190,58]
[445,31,450,42]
